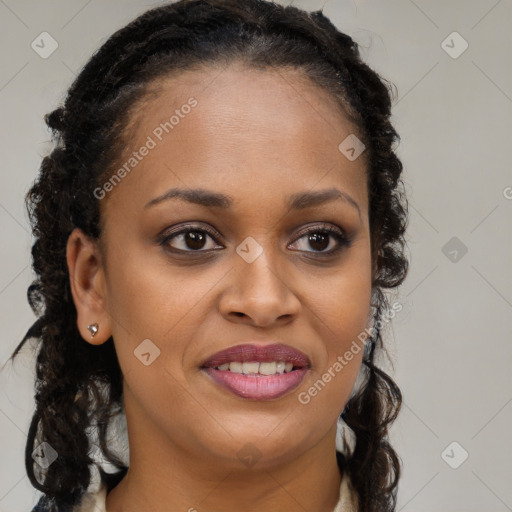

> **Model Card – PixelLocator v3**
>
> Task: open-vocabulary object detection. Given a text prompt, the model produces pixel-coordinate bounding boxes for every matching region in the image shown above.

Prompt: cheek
[104,242,228,372]
[306,239,372,345]
[296,287,368,434]
[301,243,371,400]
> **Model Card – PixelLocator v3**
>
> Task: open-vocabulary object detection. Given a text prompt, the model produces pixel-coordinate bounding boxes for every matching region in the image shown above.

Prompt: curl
[8,1,409,509]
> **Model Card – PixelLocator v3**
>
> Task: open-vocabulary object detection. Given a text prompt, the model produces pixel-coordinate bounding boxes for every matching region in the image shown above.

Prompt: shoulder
[30,467,125,512]
[30,483,107,512]
[30,495,73,512]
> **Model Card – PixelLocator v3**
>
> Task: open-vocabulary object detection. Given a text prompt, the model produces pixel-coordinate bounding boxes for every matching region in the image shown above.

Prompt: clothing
[31,469,358,512]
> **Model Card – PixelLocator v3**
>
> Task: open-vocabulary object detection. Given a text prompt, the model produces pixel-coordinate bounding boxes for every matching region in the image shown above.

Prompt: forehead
[131,62,359,151]
[102,63,368,217]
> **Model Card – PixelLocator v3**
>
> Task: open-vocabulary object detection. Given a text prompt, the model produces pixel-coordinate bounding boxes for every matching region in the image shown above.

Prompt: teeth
[215,361,296,375]
[229,362,243,373]
[259,362,277,375]
[242,362,260,374]
[276,361,285,374]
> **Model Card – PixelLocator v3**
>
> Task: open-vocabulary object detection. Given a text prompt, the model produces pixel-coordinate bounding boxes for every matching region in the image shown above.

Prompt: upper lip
[201,343,311,369]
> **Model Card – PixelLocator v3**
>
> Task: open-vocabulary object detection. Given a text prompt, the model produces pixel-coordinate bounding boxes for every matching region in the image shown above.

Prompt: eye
[288,224,351,255]
[158,224,223,252]
[158,223,351,256]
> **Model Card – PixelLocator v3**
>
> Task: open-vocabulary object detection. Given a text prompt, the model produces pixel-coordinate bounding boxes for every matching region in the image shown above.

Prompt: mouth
[200,343,310,401]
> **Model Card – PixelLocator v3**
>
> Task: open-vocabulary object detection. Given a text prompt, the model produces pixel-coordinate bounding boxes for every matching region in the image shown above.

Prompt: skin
[67,62,372,512]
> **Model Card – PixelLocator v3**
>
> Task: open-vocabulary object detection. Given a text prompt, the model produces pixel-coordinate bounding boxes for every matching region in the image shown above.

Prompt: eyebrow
[144,187,361,218]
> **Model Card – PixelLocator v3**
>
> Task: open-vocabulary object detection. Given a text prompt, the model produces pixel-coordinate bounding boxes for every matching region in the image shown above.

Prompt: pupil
[186,231,206,250]
[309,233,328,251]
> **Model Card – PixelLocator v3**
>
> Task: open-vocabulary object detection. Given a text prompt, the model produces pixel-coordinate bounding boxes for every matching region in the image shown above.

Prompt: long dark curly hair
[7,0,408,510]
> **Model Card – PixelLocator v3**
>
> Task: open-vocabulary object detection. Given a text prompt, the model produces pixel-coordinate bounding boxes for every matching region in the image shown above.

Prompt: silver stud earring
[87,323,99,338]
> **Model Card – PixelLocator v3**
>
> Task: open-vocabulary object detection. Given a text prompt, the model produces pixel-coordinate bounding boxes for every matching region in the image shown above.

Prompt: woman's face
[94,63,372,469]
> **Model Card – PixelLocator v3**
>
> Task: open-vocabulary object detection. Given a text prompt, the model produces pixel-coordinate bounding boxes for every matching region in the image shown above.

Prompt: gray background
[1,1,511,511]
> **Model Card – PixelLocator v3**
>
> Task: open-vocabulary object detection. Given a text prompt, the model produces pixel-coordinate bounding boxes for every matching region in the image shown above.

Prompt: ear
[66,227,111,345]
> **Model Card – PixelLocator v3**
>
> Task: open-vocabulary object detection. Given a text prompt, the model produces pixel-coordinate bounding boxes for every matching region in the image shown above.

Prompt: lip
[200,343,311,401]
[201,343,310,368]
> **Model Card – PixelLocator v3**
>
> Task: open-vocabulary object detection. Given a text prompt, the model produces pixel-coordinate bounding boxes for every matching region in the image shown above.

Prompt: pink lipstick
[201,343,310,400]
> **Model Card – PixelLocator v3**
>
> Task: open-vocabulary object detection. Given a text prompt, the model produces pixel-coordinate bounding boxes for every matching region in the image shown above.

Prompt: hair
[7,1,408,510]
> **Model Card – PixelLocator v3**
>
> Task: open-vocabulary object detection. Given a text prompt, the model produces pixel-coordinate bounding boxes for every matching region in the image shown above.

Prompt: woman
[9,0,408,510]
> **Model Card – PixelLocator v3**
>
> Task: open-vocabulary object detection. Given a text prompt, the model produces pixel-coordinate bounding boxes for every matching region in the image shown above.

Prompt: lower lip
[202,367,308,400]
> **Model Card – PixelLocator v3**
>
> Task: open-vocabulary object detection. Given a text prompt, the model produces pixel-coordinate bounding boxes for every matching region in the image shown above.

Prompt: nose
[218,249,301,328]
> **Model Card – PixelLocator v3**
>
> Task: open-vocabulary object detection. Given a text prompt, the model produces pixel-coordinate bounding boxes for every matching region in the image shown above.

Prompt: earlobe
[66,227,112,345]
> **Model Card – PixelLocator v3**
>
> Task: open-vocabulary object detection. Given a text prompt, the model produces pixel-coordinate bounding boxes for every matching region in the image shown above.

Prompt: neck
[106,389,344,512]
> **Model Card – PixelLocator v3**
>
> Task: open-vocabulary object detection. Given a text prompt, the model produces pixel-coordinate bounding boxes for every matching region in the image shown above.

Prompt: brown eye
[306,232,330,252]
[159,225,223,253]
[181,231,208,250]
[289,225,351,256]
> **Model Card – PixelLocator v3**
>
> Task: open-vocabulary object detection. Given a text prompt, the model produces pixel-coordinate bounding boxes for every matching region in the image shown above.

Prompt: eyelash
[157,223,351,257]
